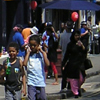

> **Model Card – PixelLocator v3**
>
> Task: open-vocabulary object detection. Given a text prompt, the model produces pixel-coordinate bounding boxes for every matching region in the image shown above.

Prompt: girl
[23,35,50,100]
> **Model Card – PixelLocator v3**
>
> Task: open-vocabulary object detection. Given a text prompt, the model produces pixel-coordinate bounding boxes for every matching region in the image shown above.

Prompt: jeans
[5,89,21,100]
[28,85,46,100]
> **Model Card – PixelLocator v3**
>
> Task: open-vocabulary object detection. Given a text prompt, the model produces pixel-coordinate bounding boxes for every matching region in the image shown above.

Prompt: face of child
[8,47,18,59]
[29,40,39,53]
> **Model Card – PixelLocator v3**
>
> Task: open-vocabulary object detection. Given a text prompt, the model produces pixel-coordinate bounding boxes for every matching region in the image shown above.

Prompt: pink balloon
[31,1,37,10]
[71,12,79,22]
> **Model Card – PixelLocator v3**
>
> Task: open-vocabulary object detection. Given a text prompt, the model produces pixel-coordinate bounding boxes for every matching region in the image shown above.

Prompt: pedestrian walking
[12,24,26,61]
[23,35,50,100]
[62,30,86,98]
[3,42,26,100]
[87,16,92,53]
[45,26,59,85]
[22,26,39,44]
[59,21,73,91]
[41,22,59,79]
[80,21,89,57]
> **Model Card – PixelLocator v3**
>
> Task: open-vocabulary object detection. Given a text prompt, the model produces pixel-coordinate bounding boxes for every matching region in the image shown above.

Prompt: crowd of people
[1,19,91,99]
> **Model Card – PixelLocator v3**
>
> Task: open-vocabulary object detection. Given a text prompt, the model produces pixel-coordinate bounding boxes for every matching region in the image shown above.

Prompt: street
[0,85,5,100]
[62,74,100,100]
[0,54,100,100]
[0,74,100,100]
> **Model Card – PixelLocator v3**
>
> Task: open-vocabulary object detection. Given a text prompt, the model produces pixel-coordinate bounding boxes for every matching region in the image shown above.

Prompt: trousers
[67,72,85,95]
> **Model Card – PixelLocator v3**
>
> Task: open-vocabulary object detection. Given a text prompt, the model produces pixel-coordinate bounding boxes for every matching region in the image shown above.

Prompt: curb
[86,70,100,78]
[46,88,86,100]
[20,71,100,100]
[46,70,100,100]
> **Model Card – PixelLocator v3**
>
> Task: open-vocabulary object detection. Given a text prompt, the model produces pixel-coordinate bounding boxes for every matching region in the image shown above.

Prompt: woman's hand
[76,40,83,47]
[76,40,85,50]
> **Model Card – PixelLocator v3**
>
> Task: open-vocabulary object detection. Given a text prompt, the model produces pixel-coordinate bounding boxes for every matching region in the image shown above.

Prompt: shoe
[60,88,67,93]
[47,75,51,79]
[78,89,82,97]
[74,95,78,98]
[67,82,71,89]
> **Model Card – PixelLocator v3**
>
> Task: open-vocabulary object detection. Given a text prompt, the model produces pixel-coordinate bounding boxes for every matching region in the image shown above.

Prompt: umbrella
[39,0,100,11]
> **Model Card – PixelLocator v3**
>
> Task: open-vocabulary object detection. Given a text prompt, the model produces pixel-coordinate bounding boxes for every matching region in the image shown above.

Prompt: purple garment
[28,85,46,100]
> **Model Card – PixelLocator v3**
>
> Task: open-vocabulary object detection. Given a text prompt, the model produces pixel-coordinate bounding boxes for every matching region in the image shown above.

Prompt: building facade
[41,0,100,31]
[0,0,42,48]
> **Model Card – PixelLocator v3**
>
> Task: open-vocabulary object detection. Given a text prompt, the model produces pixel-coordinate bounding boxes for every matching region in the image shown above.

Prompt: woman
[46,26,59,85]
[13,24,26,60]
[62,30,86,98]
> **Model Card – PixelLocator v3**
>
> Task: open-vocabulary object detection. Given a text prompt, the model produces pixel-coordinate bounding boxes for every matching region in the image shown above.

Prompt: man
[59,21,73,91]
[80,21,89,56]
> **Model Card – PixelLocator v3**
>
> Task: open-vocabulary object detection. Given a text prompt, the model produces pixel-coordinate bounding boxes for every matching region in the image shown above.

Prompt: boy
[3,42,26,100]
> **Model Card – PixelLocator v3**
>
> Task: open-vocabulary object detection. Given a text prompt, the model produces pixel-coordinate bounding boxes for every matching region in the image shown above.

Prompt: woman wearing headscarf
[62,30,86,98]
[13,24,26,60]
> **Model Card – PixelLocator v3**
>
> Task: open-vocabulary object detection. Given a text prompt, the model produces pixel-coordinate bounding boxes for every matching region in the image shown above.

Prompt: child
[3,42,26,100]
[23,35,50,100]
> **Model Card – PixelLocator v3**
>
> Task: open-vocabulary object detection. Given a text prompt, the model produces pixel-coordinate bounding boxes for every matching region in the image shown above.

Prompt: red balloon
[71,12,79,22]
[31,1,37,10]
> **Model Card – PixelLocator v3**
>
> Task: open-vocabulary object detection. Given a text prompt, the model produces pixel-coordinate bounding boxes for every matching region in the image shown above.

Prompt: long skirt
[67,72,85,95]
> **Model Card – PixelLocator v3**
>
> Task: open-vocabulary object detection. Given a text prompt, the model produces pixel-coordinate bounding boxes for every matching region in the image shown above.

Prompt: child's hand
[22,88,27,96]
[38,45,44,53]
[26,45,31,53]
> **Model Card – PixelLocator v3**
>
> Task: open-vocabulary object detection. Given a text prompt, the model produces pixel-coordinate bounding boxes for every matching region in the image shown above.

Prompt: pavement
[45,54,100,100]
[0,54,100,100]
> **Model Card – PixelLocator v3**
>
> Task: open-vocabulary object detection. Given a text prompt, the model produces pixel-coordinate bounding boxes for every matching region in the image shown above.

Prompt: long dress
[47,35,57,63]
[62,41,86,79]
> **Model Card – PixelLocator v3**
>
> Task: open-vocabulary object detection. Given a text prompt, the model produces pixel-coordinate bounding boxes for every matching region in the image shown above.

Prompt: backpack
[0,64,6,85]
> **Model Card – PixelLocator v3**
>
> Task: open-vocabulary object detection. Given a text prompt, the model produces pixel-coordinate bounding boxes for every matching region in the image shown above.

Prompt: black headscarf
[70,30,80,43]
